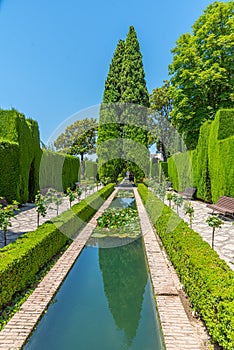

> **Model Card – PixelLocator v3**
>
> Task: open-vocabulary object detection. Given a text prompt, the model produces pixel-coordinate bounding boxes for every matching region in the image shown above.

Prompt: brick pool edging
[0,186,202,350]
[133,188,202,350]
[0,189,118,350]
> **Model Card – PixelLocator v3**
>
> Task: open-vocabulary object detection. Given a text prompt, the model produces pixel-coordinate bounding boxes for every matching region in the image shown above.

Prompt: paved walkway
[164,196,234,270]
[0,186,101,248]
[134,188,202,350]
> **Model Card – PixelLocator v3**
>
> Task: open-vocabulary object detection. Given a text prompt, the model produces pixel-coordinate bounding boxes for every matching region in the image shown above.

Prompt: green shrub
[84,160,97,179]
[0,184,114,308]
[0,141,20,202]
[39,150,80,191]
[208,110,234,202]
[138,183,234,349]
[167,109,234,202]
[0,110,41,202]
[159,161,168,180]
[150,158,159,178]
[167,152,194,192]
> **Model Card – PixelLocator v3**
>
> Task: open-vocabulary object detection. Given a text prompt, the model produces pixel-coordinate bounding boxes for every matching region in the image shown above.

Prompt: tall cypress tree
[97,27,150,182]
[121,26,150,180]
[97,40,125,181]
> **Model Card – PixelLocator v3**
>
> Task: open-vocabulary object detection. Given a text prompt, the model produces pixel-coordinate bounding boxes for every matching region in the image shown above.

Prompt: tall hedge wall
[0,141,20,202]
[39,150,80,191]
[167,109,234,202]
[208,109,234,202]
[150,158,159,178]
[84,160,97,179]
[0,110,41,202]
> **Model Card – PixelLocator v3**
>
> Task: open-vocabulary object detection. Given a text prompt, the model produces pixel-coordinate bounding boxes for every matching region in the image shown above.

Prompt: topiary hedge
[0,141,20,202]
[208,109,234,202]
[39,150,80,192]
[0,183,114,309]
[0,110,41,203]
[167,109,234,203]
[138,183,234,349]
[84,160,97,179]
[150,158,159,178]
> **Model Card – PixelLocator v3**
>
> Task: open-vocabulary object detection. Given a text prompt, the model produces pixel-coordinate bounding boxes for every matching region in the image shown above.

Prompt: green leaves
[169,1,234,150]
[97,207,138,229]
[54,118,98,160]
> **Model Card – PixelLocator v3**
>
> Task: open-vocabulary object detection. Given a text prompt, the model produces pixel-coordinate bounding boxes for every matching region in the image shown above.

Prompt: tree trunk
[81,153,85,179]
[37,212,40,228]
[3,228,7,247]
[212,227,215,249]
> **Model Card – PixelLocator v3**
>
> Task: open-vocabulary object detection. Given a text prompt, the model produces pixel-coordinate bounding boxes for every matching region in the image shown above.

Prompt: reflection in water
[109,197,136,209]
[24,239,164,350]
[99,238,148,345]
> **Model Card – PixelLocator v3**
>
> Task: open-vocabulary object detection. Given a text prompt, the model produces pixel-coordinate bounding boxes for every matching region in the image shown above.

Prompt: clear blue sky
[0,0,224,143]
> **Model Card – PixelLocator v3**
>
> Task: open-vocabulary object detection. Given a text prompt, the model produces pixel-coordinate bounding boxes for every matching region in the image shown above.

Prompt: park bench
[182,187,197,199]
[207,196,234,217]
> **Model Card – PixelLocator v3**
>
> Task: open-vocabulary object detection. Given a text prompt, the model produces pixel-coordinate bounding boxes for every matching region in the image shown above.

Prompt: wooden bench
[207,196,234,217]
[183,187,197,199]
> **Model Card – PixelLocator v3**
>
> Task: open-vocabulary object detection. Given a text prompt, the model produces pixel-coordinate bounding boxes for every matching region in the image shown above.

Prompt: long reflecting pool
[24,238,164,350]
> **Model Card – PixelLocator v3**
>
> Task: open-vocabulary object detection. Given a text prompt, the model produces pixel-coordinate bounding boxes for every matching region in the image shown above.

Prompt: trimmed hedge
[0,183,114,309]
[208,110,234,202]
[0,141,20,202]
[138,183,234,349]
[84,160,97,179]
[167,109,234,202]
[39,150,80,191]
[0,110,41,202]
[150,158,159,178]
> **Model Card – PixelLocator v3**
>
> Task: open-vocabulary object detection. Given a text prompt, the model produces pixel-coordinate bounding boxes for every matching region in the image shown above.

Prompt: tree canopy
[54,118,98,161]
[169,1,234,149]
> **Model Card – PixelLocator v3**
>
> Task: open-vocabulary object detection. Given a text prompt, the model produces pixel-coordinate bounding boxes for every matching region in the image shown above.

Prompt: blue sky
[0,0,224,143]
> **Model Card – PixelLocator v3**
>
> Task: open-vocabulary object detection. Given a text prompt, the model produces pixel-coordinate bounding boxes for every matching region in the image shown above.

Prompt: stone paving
[164,196,234,270]
[0,186,100,248]
[134,188,202,350]
[0,188,117,350]
[1,184,228,349]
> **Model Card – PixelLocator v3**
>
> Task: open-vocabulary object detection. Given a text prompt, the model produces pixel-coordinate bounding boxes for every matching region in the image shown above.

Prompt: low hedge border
[138,183,234,349]
[0,183,115,309]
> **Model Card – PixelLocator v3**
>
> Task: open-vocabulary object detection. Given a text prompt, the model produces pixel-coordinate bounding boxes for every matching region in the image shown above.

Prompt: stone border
[0,186,203,350]
[0,189,118,350]
[134,188,202,350]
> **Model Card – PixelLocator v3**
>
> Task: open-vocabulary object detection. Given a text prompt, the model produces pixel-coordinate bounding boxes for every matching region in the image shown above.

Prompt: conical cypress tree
[97,27,150,182]
[121,26,150,180]
[97,40,125,181]
[120,26,149,107]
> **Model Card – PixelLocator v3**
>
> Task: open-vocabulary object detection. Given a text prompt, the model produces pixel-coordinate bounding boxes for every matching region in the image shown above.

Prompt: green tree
[121,26,150,180]
[35,191,48,227]
[97,26,150,182]
[54,118,98,177]
[169,1,234,149]
[150,80,174,160]
[206,215,223,249]
[97,40,125,182]
[0,201,18,246]
[66,187,76,208]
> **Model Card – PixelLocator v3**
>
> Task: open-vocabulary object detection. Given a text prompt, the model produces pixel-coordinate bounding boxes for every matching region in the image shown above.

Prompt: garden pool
[23,238,164,350]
